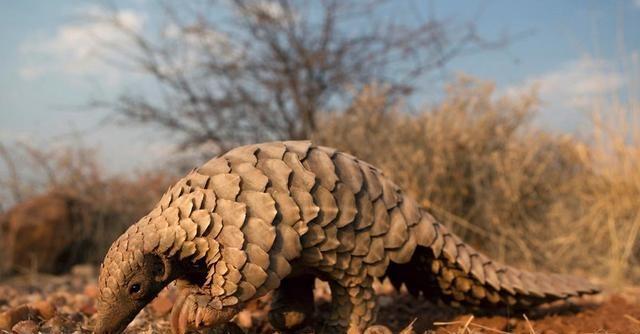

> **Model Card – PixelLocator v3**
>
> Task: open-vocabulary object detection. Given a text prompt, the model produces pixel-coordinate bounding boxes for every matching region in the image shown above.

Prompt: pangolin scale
[95,141,599,334]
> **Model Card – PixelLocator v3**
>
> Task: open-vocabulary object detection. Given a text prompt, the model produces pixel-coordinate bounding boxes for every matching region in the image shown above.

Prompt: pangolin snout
[94,301,135,334]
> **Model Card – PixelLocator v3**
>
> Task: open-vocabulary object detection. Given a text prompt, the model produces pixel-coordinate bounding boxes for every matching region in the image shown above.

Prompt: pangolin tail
[386,210,600,309]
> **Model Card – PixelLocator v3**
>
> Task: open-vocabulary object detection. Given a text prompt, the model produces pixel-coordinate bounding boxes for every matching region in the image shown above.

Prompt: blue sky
[1,0,639,173]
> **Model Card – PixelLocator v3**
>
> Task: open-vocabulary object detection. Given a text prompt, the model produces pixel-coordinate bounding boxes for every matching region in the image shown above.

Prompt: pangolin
[94,141,599,334]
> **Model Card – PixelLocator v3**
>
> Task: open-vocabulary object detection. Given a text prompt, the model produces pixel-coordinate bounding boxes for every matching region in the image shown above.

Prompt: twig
[0,142,24,202]
[434,320,462,326]
[399,318,418,334]
[523,314,536,334]
[624,314,640,324]
[433,320,512,334]
[467,323,512,334]
[461,315,474,334]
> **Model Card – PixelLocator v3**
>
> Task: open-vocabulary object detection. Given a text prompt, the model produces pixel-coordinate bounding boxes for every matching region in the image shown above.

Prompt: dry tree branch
[86,0,511,155]
[0,143,24,203]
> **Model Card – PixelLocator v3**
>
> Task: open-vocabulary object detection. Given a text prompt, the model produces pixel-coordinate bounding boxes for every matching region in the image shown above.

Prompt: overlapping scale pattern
[98,140,599,334]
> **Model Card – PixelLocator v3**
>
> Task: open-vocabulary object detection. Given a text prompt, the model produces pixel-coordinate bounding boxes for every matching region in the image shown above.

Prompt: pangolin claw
[170,288,239,334]
[170,289,189,334]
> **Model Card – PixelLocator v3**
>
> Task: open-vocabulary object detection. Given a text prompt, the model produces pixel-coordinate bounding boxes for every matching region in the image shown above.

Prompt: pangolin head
[94,230,176,334]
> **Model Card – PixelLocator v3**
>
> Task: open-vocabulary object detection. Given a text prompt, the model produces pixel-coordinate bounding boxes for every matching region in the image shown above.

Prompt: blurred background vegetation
[1,0,639,289]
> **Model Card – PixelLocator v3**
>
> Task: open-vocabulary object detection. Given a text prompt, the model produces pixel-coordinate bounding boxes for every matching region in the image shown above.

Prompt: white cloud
[19,5,145,85]
[18,66,46,80]
[0,129,32,142]
[505,57,625,110]
[245,1,289,22]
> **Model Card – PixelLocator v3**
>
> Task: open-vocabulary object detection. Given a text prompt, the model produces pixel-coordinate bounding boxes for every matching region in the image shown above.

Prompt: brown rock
[30,300,56,320]
[79,302,97,316]
[364,325,393,334]
[40,315,76,333]
[0,313,11,330]
[68,312,85,324]
[12,320,39,334]
[83,284,99,299]
[0,305,37,330]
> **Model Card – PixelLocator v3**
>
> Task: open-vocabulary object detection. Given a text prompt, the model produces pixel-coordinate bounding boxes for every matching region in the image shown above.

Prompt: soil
[0,266,636,334]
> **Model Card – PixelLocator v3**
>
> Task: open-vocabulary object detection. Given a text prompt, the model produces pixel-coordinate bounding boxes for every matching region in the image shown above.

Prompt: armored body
[95,141,598,334]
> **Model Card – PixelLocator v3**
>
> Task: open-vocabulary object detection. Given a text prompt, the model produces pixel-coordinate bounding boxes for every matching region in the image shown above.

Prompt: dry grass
[553,99,640,284]
[314,75,640,286]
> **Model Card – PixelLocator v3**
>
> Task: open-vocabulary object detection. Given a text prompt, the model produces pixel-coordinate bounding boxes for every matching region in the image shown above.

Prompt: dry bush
[314,76,640,286]
[0,144,174,275]
[548,101,640,284]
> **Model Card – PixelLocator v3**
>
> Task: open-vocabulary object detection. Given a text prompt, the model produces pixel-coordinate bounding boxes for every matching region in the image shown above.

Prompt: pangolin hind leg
[268,275,316,331]
[386,247,443,301]
[323,278,376,334]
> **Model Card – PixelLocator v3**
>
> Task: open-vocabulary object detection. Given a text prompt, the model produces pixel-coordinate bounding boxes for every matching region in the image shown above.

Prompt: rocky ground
[0,266,637,334]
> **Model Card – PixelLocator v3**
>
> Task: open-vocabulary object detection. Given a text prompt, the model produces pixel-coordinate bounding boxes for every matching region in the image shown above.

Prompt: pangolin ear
[148,254,172,282]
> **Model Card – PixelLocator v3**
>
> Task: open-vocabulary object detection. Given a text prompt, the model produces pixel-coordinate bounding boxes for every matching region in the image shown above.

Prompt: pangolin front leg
[268,275,316,331]
[170,283,239,334]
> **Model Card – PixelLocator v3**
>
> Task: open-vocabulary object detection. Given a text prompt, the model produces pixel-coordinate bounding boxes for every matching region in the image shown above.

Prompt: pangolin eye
[129,283,141,294]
